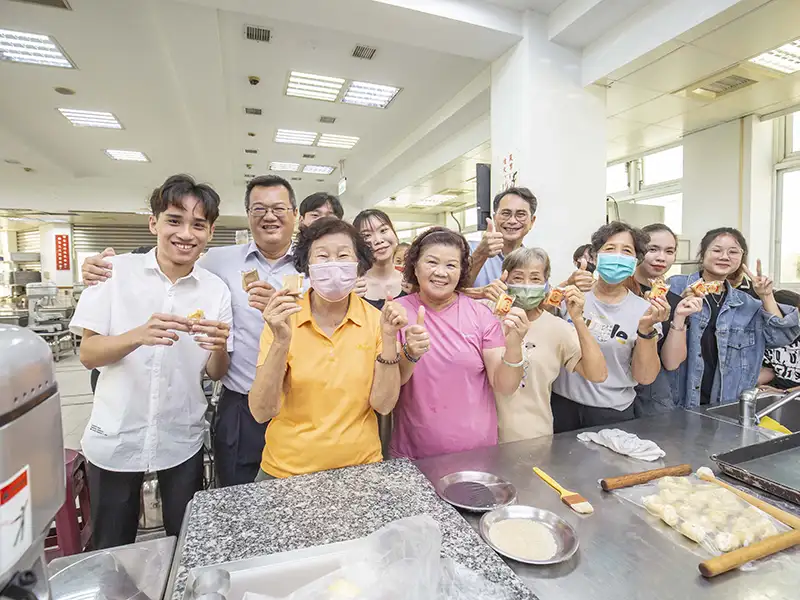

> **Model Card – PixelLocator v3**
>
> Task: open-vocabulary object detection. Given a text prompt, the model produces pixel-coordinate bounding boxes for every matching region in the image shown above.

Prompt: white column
[491,11,606,282]
[39,224,75,287]
[682,117,775,274]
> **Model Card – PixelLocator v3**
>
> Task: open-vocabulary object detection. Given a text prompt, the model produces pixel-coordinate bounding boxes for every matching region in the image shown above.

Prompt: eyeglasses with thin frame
[710,246,743,259]
[249,205,291,219]
[496,209,531,221]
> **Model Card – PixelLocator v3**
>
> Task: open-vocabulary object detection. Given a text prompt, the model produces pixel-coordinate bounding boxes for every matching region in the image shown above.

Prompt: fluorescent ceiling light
[286,71,344,102]
[59,109,122,129]
[303,165,335,175]
[269,161,300,172]
[274,129,317,145]
[0,29,74,68]
[342,81,400,108]
[414,194,457,207]
[317,134,360,149]
[105,149,149,162]
[749,40,800,74]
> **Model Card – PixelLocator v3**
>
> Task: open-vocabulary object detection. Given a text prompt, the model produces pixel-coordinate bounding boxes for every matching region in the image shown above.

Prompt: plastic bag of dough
[612,474,790,558]
[242,515,517,600]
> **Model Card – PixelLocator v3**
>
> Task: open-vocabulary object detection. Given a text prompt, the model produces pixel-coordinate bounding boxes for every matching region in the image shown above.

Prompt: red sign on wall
[55,234,70,271]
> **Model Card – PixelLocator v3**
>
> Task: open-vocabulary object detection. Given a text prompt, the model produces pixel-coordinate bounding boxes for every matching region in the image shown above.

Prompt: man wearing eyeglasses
[468,187,538,287]
[82,175,305,486]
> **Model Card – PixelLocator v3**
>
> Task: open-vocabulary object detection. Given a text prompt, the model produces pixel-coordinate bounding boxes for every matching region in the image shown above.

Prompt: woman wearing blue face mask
[551,221,671,432]
[496,247,608,442]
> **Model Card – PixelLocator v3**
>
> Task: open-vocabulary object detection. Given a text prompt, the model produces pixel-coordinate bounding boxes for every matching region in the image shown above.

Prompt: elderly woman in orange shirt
[248,217,407,479]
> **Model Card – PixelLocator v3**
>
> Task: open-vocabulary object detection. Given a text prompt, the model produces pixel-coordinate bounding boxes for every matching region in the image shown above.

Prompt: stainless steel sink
[705,396,800,432]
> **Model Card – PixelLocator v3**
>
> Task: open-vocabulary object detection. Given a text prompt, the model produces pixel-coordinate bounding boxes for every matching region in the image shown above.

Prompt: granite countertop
[169,459,536,600]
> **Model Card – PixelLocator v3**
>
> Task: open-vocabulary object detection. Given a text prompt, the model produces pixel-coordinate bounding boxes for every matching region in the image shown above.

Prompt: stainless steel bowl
[435,471,517,512]
[479,505,579,565]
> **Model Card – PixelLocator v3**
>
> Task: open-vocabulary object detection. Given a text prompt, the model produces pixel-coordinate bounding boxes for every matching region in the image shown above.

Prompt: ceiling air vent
[352,45,377,60]
[291,177,302,181]
[697,74,756,97]
[244,149,258,154]
[319,116,337,124]
[302,153,316,159]
[11,0,71,9]
[244,107,262,116]
[245,25,271,43]
[675,64,780,103]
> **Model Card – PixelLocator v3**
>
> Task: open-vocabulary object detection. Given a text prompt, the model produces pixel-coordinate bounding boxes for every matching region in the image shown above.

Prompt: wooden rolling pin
[699,529,800,577]
[600,464,693,492]
[696,469,800,530]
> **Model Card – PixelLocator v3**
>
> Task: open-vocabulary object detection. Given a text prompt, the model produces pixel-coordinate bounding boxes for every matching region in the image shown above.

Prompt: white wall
[682,117,775,274]
[681,120,742,261]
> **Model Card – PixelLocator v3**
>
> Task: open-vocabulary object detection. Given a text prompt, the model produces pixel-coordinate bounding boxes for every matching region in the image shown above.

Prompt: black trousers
[551,392,636,434]
[88,449,203,549]
[213,386,268,487]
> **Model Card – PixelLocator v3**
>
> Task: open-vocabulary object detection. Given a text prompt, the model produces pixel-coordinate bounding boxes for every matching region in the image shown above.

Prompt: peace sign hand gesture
[743,259,773,298]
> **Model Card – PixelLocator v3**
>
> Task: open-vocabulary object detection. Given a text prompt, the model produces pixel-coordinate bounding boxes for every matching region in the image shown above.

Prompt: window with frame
[778,168,800,285]
[642,146,683,187]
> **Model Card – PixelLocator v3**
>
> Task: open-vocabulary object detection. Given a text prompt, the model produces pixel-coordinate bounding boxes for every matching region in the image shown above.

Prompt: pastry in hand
[494,292,514,317]
[282,274,304,296]
[544,287,565,308]
[187,309,205,321]
[647,277,669,299]
[241,269,259,292]
[705,280,723,294]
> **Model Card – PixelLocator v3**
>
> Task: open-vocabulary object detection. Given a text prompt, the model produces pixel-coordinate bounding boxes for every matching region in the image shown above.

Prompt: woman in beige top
[494,248,608,442]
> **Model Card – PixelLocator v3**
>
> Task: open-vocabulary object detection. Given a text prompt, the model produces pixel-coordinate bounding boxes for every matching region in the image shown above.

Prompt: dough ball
[676,503,699,521]
[696,466,714,479]
[688,493,711,511]
[661,505,680,527]
[704,509,729,527]
[715,532,740,553]
[659,488,689,504]
[679,521,707,544]
[643,495,665,517]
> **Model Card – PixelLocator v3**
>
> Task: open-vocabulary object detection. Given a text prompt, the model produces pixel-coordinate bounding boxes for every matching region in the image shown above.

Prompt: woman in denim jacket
[661,227,800,408]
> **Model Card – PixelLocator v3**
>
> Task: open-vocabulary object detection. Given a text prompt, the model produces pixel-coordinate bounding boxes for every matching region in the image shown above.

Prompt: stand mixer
[0,325,65,600]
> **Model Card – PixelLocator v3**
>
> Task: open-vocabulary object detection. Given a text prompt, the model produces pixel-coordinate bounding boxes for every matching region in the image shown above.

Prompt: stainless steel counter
[414,410,800,600]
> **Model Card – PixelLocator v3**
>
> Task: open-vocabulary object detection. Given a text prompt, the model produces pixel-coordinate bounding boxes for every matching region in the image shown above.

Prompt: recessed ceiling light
[749,39,800,74]
[342,81,400,108]
[59,109,122,129]
[286,71,344,102]
[303,165,335,175]
[4,159,21,165]
[274,129,318,145]
[105,149,149,162]
[269,161,300,172]
[317,134,359,149]
[414,194,457,207]
[54,86,75,95]
[0,29,74,68]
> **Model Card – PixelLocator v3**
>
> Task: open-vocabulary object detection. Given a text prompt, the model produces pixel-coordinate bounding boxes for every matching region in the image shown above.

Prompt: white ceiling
[604,0,800,161]
[484,0,564,12]
[0,0,490,216]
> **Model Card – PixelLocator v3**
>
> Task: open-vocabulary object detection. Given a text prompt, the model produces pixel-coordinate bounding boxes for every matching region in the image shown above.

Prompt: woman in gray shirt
[552,222,670,432]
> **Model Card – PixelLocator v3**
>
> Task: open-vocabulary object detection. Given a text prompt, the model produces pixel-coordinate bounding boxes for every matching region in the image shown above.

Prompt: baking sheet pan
[712,431,800,505]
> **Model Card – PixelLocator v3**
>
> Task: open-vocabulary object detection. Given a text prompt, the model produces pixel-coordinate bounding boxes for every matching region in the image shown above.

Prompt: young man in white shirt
[70,174,233,549]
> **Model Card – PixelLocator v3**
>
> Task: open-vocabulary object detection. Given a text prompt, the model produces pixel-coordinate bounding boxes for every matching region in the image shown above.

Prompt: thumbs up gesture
[567,258,594,293]
[483,270,509,303]
[404,305,430,361]
[476,217,505,259]
[380,292,408,337]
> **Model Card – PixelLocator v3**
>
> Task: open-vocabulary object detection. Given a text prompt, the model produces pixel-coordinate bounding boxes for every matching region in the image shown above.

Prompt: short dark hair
[149,174,220,225]
[697,227,748,284]
[572,243,593,264]
[352,209,396,236]
[245,175,296,211]
[775,289,800,308]
[492,187,537,215]
[293,216,373,277]
[591,221,649,263]
[299,192,343,219]
[642,223,678,246]
[403,227,471,290]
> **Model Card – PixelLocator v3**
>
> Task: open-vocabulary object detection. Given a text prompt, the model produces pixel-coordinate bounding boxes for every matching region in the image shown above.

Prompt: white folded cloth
[576,428,665,461]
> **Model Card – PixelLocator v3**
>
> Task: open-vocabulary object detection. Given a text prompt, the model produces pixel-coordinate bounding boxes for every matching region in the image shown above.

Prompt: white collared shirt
[70,250,233,472]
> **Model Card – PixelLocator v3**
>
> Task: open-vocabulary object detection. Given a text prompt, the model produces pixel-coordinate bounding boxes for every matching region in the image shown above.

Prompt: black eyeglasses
[249,205,290,219]
[497,210,531,221]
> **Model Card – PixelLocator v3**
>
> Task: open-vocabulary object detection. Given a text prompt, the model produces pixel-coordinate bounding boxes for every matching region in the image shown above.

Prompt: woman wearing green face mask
[495,247,608,443]
[551,222,671,433]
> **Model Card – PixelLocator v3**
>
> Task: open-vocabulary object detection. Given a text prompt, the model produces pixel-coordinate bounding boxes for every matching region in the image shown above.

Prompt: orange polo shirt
[257,292,384,478]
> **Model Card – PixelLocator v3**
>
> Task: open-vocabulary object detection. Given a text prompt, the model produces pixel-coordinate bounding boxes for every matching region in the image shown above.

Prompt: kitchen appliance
[0,325,66,600]
[26,283,74,334]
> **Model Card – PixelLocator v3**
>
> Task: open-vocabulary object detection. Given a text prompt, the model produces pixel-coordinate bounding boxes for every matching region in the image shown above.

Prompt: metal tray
[435,471,517,512]
[479,505,578,565]
[712,431,800,506]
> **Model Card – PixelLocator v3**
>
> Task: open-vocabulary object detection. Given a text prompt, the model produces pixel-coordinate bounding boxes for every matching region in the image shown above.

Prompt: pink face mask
[308,261,359,302]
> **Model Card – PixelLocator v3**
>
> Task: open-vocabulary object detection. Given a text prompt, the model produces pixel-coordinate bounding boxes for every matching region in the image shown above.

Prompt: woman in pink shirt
[392,228,530,460]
